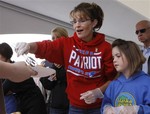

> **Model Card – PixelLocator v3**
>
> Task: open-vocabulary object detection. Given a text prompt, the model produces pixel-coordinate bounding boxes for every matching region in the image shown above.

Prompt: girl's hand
[119,106,139,114]
[103,105,115,114]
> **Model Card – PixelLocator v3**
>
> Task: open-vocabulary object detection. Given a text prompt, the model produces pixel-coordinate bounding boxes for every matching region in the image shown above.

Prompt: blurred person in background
[135,20,150,75]
[40,27,69,114]
[0,42,47,114]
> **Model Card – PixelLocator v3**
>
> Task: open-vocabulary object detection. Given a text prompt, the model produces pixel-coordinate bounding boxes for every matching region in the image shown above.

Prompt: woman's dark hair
[0,43,13,60]
[70,2,104,31]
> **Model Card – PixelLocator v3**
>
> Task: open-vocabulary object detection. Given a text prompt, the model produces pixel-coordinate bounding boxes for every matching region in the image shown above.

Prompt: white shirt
[142,47,150,74]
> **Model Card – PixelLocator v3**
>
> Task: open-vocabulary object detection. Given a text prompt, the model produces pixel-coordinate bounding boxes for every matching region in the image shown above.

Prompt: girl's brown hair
[112,39,146,76]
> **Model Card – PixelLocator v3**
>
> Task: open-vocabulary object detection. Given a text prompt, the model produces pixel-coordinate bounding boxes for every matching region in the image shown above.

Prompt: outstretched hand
[15,42,30,57]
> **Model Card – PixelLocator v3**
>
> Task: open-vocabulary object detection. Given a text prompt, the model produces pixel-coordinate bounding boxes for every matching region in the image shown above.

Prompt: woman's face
[71,12,97,42]
[51,32,58,41]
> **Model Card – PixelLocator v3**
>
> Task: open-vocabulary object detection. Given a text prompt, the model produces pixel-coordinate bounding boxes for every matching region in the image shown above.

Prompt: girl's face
[71,12,97,42]
[112,46,130,77]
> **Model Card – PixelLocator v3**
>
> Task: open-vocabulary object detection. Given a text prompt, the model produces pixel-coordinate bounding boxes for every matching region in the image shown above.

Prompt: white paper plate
[31,65,56,78]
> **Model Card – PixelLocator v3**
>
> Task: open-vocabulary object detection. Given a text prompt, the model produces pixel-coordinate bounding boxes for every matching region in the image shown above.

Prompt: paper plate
[31,65,56,78]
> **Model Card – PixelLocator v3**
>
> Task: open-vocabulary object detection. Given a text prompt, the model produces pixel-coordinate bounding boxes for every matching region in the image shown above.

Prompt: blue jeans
[69,105,101,114]
[49,107,68,114]
[4,94,17,114]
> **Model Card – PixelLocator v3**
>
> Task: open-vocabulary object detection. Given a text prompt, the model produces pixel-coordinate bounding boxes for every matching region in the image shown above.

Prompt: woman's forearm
[29,42,38,54]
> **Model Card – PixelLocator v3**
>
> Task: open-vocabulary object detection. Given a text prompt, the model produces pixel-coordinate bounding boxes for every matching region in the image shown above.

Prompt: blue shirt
[101,71,150,114]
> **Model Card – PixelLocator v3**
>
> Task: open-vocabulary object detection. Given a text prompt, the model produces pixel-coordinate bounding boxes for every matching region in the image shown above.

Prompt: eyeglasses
[70,19,91,25]
[135,27,150,35]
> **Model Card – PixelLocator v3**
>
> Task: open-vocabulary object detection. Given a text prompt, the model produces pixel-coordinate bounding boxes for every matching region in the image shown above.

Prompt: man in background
[135,20,150,75]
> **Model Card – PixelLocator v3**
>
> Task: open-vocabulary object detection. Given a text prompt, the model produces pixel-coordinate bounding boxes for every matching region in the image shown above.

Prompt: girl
[101,39,150,114]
